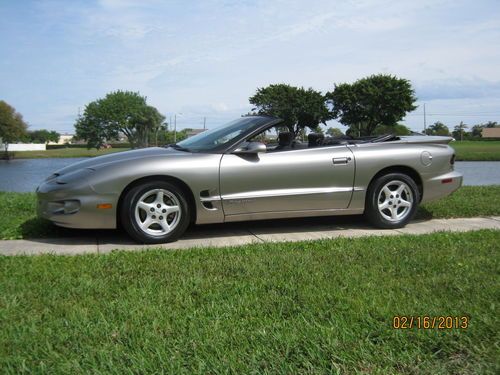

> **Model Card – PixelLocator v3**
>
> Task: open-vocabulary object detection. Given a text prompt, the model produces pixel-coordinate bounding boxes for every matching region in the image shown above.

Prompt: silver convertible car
[37,116,462,243]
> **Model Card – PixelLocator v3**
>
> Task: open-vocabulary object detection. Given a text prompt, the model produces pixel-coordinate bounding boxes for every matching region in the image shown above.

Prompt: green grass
[11,147,129,159]
[0,186,499,240]
[450,141,500,161]
[0,230,498,373]
[416,185,500,220]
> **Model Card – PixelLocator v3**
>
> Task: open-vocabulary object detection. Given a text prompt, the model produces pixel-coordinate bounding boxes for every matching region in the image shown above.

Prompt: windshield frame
[173,115,282,154]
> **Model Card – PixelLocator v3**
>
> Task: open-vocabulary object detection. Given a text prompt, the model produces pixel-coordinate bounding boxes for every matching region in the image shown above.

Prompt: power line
[406,113,500,117]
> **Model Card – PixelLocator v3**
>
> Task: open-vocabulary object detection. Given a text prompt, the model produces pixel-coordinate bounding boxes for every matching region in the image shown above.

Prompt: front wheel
[121,181,190,243]
[365,173,419,229]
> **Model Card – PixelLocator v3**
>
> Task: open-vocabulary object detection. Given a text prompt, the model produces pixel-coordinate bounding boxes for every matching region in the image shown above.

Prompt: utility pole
[174,114,177,143]
[423,103,427,134]
[203,117,206,130]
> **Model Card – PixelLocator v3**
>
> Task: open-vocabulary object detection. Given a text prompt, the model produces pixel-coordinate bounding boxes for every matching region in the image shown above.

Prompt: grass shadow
[15,210,439,243]
[415,207,434,221]
[20,217,119,240]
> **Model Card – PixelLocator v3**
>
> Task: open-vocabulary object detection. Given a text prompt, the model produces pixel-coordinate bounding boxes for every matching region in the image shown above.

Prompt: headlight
[55,168,94,185]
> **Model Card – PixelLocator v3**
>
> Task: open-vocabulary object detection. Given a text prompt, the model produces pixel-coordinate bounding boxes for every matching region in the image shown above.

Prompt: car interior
[246,124,400,153]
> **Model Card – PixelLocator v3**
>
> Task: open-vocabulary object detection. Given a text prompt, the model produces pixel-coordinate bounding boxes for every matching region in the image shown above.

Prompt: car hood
[53,147,185,176]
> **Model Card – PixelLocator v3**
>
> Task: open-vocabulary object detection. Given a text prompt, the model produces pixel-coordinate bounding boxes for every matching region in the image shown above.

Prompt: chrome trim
[199,196,222,202]
[221,187,354,201]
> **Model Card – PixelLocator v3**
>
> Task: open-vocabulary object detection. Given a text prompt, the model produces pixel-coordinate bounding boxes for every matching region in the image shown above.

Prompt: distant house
[47,133,74,145]
[186,129,206,138]
[482,128,500,139]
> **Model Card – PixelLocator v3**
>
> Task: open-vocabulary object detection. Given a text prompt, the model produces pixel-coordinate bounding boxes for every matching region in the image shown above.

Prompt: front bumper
[37,181,118,229]
[421,170,463,204]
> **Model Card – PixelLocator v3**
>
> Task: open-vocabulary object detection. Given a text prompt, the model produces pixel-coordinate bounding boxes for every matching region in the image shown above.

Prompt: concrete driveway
[1,216,499,256]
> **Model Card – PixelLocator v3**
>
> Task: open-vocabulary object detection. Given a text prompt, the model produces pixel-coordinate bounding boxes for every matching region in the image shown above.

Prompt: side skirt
[223,208,365,223]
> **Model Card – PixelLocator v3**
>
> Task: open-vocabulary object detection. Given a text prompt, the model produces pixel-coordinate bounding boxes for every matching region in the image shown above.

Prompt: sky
[1,0,500,133]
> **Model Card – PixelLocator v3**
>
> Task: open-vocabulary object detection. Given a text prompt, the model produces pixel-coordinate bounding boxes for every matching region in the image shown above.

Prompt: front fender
[89,153,224,224]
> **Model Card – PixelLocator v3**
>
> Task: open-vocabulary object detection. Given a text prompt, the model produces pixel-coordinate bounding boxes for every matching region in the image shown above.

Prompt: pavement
[1,215,499,256]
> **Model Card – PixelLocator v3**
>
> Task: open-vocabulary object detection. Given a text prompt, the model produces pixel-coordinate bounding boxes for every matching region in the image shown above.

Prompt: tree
[312,126,324,135]
[470,124,484,138]
[75,91,165,149]
[156,129,189,145]
[26,129,60,144]
[0,100,28,157]
[373,123,412,136]
[249,84,332,136]
[326,74,417,136]
[452,121,468,141]
[425,121,450,136]
[326,127,344,137]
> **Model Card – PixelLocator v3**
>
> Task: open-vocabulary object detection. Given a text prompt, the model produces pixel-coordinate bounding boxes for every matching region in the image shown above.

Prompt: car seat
[308,133,324,147]
[274,132,293,151]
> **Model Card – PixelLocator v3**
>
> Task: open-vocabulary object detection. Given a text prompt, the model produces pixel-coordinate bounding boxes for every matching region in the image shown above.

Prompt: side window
[247,126,341,151]
[248,126,278,146]
[247,125,295,152]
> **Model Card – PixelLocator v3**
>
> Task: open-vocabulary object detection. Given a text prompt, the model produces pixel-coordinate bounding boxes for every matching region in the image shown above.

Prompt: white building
[48,133,74,145]
[0,143,46,151]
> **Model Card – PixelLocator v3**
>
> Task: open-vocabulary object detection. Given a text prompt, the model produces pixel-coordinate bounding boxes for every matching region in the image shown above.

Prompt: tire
[365,173,419,229]
[121,181,190,244]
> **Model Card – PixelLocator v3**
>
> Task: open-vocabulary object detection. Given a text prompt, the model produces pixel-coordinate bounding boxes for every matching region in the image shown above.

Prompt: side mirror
[233,141,267,155]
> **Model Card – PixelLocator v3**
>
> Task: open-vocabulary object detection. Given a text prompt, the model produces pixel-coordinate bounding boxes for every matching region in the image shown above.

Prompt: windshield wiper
[169,143,191,152]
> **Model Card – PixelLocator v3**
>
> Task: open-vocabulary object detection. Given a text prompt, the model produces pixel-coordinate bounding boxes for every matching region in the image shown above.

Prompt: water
[454,161,500,186]
[0,158,498,192]
[0,158,86,192]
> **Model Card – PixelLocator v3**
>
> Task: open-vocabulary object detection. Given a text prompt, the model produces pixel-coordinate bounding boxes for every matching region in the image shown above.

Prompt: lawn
[0,185,499,240]
[11,147,129,159]
[450,140,500,161]
[0,230,498,373]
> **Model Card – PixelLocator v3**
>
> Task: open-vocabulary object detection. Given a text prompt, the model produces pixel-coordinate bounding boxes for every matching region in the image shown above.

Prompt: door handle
[332,156,352,165]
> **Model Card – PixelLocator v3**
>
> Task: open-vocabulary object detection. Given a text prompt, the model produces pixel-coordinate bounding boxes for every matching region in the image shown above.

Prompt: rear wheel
[365,173,419,229]
[121,181,190,243]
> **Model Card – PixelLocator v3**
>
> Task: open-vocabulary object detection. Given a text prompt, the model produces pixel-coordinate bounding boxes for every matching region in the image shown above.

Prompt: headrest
[308,133,324,146]
[278,132,293,146]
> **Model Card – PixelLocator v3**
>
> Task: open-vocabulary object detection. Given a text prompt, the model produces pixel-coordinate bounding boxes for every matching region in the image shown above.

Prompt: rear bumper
[36,182,118,229]
[421,170,463,203]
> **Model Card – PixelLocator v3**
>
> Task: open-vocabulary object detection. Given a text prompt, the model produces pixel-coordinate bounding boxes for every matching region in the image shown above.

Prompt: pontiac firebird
[37,116,462,243]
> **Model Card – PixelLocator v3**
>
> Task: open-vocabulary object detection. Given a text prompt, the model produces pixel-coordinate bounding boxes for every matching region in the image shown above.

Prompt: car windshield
[175,116,273,152]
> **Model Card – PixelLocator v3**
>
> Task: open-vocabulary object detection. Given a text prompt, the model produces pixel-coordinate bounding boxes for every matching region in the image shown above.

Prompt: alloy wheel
[377,180,414,222]
[134,188,181,236]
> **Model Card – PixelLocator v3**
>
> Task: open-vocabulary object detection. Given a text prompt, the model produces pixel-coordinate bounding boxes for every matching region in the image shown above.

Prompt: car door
[219,145,355,216]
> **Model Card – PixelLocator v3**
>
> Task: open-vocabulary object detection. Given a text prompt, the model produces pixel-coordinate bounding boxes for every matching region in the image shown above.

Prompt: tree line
[248,74,417,138]
[0,101,61,152]
[2,74,499,155]
[72,74,418,148]
[424,121,498,140]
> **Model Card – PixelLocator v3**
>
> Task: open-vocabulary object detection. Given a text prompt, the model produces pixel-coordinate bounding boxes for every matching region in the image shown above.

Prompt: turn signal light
[97,203,113,209]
